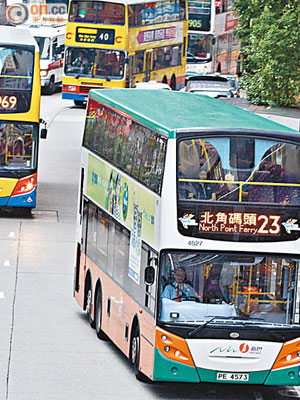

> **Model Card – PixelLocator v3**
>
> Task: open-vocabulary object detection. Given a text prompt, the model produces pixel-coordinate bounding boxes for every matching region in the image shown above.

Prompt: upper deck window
[69,1,125,25]
[83,99,167,194]
[178,136,300,205]
[128,0,186,27]
[0,46,34,113]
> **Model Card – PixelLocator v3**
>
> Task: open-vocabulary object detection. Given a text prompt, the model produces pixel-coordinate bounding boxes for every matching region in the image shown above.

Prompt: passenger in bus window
[162,267,198,301]
[195,169,216,200]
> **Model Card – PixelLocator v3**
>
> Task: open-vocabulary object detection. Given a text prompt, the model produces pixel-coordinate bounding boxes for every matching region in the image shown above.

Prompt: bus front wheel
[74,100,85,107]
[170,75,176,90]
[95,287,107,340]
[130,326,149,382]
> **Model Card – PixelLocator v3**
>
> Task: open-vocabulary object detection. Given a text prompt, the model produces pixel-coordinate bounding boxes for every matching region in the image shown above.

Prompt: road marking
[8,232,15,238]
[4,260,10,267]
[0,292,5,299]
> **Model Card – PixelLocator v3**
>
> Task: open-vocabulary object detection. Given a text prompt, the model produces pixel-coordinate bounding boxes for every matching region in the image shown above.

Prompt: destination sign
[76,27,115,45]
[188,13,210,31]
[179,211,281,236]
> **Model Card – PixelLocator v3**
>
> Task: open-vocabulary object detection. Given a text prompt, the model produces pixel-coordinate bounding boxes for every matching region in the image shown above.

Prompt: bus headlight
[272,339,300,370]
[156,327,195,367]
[12,174,37,197]
[40,70,48,77]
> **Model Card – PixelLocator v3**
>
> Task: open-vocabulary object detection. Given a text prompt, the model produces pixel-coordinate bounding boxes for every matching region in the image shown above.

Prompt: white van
[29,25,66,94]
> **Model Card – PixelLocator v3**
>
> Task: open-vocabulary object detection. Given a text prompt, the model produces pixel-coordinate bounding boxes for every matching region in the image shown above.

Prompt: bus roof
[89,89,298,138]
[0,25,39,51]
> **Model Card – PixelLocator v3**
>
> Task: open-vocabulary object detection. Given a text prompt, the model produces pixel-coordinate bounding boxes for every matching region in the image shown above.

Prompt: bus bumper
[6,187,36,208]
[62,92,88,101]
[153,348,200,382]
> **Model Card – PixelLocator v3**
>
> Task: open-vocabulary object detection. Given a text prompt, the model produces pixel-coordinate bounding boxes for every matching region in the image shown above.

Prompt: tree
[234,0,300,107]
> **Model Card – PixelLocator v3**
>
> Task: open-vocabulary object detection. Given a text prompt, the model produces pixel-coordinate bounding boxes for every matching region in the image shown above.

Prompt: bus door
[144,50,152,82]
[127,53,134,87]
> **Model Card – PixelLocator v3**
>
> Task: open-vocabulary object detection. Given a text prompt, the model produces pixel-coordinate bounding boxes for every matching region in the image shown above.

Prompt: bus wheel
[162,76,167,84]
[170,75,176,90]
[217,63,221,73]
[95,288,107,340]
[130,326,149,382]
[74,100,85,107]
[86,288,95,329]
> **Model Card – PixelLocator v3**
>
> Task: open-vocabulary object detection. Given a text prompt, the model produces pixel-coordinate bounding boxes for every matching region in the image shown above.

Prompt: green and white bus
[75,89,300,385]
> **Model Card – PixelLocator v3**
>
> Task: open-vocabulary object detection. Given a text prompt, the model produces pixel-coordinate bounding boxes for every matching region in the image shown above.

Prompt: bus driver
[162,267,198,301]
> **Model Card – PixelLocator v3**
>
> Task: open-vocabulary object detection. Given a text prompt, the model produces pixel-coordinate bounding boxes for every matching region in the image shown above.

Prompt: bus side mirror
[212,38,216,45]
[40,118,47,139]
[144,266,155,285]
[40,128,47,139]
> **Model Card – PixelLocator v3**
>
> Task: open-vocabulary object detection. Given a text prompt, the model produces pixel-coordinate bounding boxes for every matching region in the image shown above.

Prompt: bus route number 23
[0,95,17,110]
[257,215,281,235]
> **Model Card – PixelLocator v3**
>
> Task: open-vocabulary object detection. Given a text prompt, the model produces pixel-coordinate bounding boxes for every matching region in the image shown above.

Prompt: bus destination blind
[76,27,115,45]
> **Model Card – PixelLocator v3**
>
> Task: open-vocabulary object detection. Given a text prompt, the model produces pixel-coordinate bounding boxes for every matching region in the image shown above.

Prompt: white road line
[8,232,15,238]
[0,292,5,299]
[4,260,10,267]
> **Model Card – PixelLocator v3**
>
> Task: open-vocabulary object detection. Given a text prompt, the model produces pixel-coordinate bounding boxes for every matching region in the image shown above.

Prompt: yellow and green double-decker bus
[62,0,188,105]
[0,26,46,211]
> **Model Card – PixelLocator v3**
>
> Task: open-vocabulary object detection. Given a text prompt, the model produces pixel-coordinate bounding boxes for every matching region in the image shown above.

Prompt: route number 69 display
[0,95,17,110]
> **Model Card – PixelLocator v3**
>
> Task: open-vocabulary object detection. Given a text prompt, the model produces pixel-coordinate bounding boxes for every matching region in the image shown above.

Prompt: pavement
[221,97,300,131]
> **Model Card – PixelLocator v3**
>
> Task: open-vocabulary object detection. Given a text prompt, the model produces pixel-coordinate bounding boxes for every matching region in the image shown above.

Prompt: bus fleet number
[0,95,17,109]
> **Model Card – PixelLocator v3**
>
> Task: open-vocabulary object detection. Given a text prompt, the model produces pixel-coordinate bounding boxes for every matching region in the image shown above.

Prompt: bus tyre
[131,326,149,382]
[44,76,55,95]
[74,100,85,107]
[171,75,176,90]
[95,288,107,340]
[86,288,95,329]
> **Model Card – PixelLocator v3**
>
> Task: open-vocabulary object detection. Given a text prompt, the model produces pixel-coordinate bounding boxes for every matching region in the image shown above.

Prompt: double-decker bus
[62,0,188,105]
[74,88,300,385]
[0,26,46,211]
[187,0,240,75]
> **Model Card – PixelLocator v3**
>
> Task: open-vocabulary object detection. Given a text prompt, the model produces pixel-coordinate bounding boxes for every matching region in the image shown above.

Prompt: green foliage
[234,0,300,107]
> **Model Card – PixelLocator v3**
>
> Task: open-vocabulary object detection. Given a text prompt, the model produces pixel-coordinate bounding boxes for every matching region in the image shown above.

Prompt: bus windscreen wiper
[187,316,249,338]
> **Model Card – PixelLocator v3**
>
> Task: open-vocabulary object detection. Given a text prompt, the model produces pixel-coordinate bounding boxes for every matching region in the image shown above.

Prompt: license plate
[217,372,249,382]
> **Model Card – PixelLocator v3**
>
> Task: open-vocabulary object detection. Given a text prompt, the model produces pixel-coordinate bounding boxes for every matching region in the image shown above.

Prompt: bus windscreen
[0,121,37,170]
[159,251,299,327]
[64,47,126,79]
[0,46,34,113]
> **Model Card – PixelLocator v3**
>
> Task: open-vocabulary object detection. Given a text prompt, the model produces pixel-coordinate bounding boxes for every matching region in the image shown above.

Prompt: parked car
[134,81,171,90]
[184,75,239,98]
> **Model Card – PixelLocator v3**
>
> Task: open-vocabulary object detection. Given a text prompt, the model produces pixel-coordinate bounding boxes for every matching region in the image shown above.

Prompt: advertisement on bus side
[86,154,158,283]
